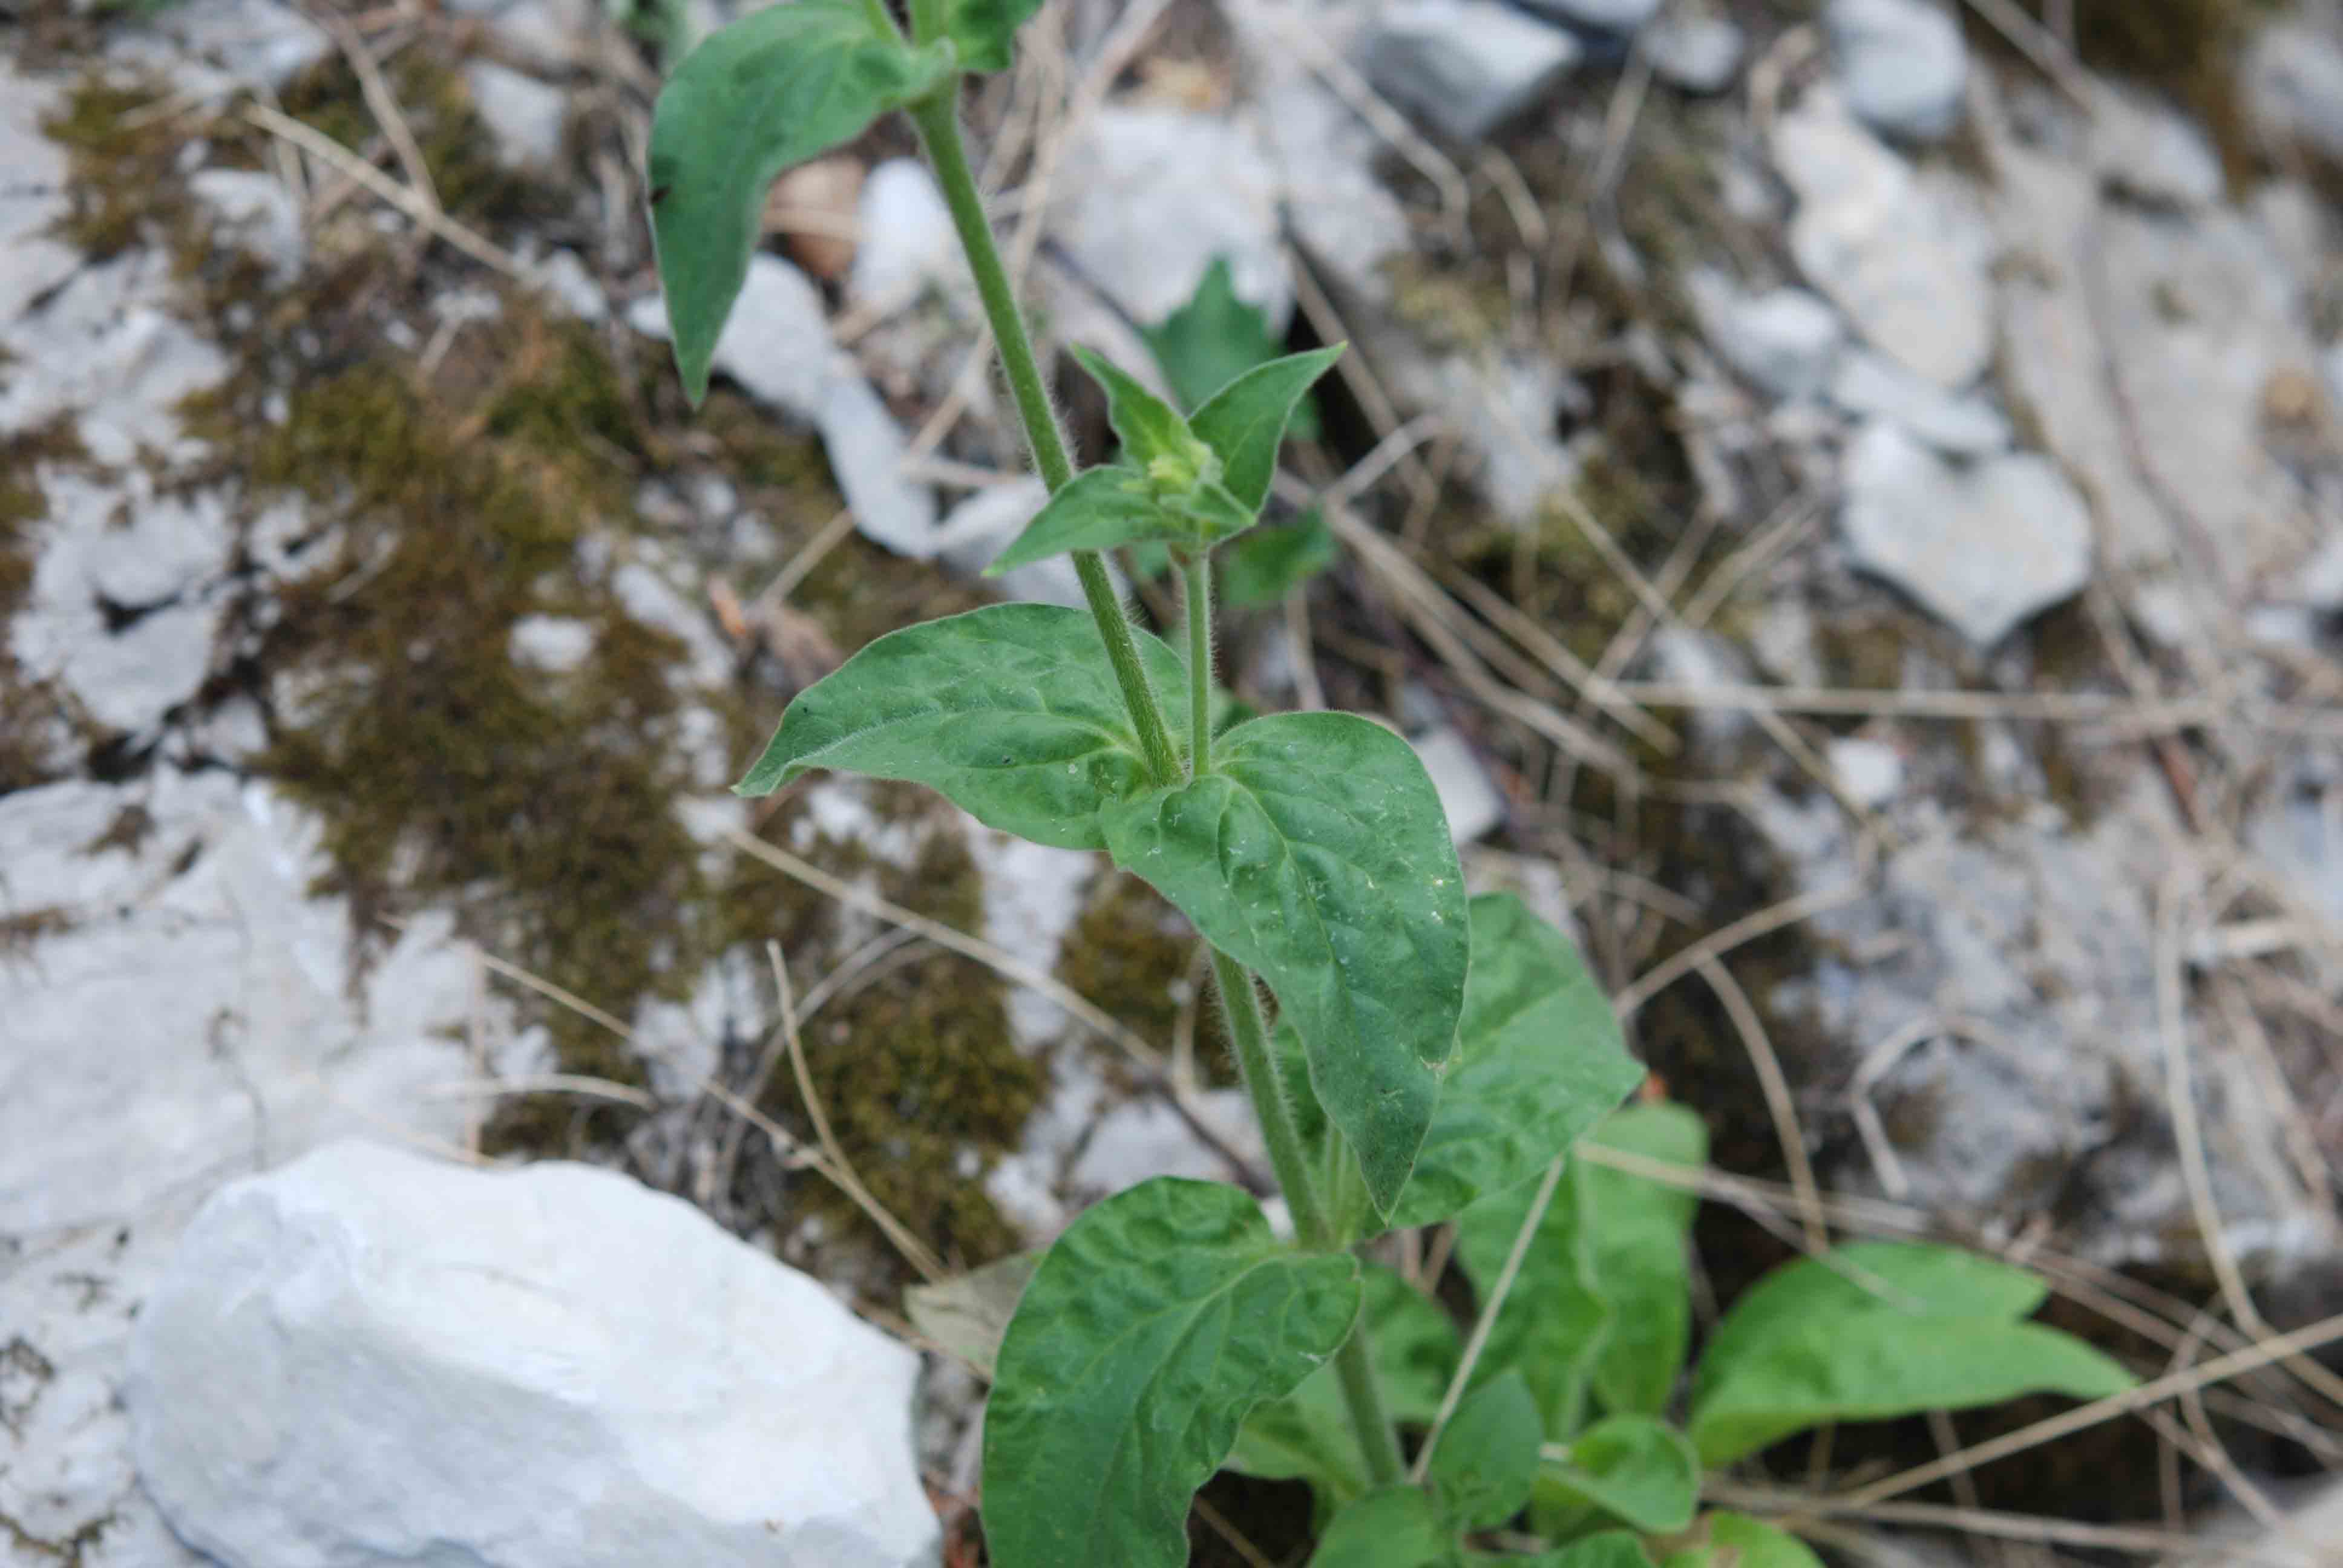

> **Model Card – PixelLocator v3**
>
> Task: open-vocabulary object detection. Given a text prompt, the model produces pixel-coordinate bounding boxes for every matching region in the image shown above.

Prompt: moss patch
[0,416,91,794]
[1057,869,1231,1088]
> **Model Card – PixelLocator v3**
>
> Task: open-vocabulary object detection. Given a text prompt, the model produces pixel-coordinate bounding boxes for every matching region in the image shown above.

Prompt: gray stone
[132,0,330,93]
[1515,0,1661,32]
[2245,20,2343,166]
[1413,725,1504,843]
[508,614,597,673]
[847,159,963,314]
[464,60,569,169]
[2090,85,2224,209]
[1359,0,1582,143]
[127,1141,940,1568]
[529,248,608,321]
[1827,348,2011,454]
[1645,14,1745,94]
[1827,736,1905,807]
[818,374,939,559]
[931,477,1098,610]
[1840,420,2092,645]
[1772,90,1994,388]
[1050,106,1290,329]
[1,774,475,1566]
[2299,533,2343,612]
[1825,0,1968,142]
[1689,269,1846,401]
[189,168,305,283]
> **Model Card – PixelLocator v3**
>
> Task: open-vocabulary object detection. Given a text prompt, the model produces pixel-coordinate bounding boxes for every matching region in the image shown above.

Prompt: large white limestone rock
[126,1140,940,1568]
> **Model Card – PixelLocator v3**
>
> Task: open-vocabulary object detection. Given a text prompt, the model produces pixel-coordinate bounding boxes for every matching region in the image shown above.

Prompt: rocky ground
[4,0,2343,1562]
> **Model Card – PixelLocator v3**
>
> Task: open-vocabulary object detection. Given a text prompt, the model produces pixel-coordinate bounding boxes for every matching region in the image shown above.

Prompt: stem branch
[908,93,1180,783]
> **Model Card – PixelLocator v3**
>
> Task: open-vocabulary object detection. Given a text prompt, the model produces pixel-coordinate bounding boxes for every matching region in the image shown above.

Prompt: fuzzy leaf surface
[1541,1414,1700,1534]
[1073,345,1213,480]
[944,0,1043,71]
[1388,894,1643,1231]
[983,1178,1360,1568]
[1228,1262,1460,1520]
[1189,345,1345,511]
[987,466,1254,573]
[649,3,949,402]
[1431,1370,1541,1530]
[733,603,1192,848]
[1306,1488,1452,1568]
[1099,711,1467,1213]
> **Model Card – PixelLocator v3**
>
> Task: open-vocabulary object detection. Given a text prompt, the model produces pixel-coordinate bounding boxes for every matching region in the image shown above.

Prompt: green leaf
[1307,1488,1453,1568]
[983,1178,1362,1568]
[986,466,1256,573]
[944,0,1042,72]
[1389,895,1644,1232]
[1219,508,1340,608]
[1099,711,1468,1215]
[648,3,951,403]
[1687,1310,2135,1466]
[1431,1370,1541,1529]
[902,1250,1038,1376]
[1455,1161,1612,1441]
[732,603,1201,849]
[1691,1241,2050,1406]
[1072,345,1216,485]
[1189,345,1345,512]
[1584,1105,1706,1419]
[1142,256,1305,422]
[1705,1513,1826,1568]
[1541,1414,1700,1534]
[1230,1263,1462,1518]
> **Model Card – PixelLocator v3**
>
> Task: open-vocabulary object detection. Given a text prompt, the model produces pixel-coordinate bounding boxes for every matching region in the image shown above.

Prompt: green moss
[279,51,559,230]
[41,77,191,261]
[1057,870,1231,1088]
[0,417,90,795]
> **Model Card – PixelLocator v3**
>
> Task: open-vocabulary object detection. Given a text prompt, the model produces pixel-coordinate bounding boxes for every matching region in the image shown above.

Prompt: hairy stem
[907,92,1180,784]
[1181,552,1213,777]
[1209,951,1403,1487]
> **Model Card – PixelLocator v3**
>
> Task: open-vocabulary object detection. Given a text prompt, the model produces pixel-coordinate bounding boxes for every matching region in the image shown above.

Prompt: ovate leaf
[1190,345,1345,512]
[1307,1488,1452,1568]
[649,3,951,402]
[1230,1263,1460,1520]
[1691,1241,2050,1406]
[1688,1311,2135,1466]
[1583,1105,1706,1419]
[1219,508,1339,607]
[1430,1370,1541,1529]
[987,466,1254,573]
[1388,895,1644,1231]
[1099,711,1468,1214]
[983,1178,1361,1568]
[945,0,1043,72]
[1455,1160,1612,1440]
[1541,1414,1700,1534]
[733,603,1195,849]
[1143,256,1299,420]
[903,1250,1038,1376]
[1705,1513,1827,1568]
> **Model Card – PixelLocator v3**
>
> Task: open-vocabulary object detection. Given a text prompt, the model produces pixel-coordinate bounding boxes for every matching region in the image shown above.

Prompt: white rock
[1515,0,1660,32]
[0,261,230,464]
[1069,1091,1263,1197]
[529,247,608,321]
[1689,269,1845,401]
[930,477,1096,609]
[189,168,304,283]
[1051,106,1290,328]
[1,775,474,1563]
[1824,0,1968,142]
[2298,533,2343,613]
[132,0,331,92]
[0,69,79,324]
[1772,90,1994,388]
[818,374,939,558]
[847,160,964,315]
[464,60,569,168]
[1645,14,1745,94]
[1413,725,1504,843]
[2244,21,2343,166]
[1839,420,2092,645]
[126,1140,939,1568]
[2089,85,2223,209]
[1827,348,2011,454]
[508,614,597,673]
[1359,0,1582,143]
[1827,736,1905,808]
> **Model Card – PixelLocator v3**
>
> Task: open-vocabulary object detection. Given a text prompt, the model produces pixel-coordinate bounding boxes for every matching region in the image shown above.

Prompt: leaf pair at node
[986,344,1343,575]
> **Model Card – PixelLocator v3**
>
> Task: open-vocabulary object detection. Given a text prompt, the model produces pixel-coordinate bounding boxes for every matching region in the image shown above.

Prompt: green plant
[643,8,2136,1564]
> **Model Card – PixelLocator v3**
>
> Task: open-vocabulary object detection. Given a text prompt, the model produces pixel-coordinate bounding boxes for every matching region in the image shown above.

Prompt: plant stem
[906,92,1181,785]
[1181,551,1213,777]
[1208,951,1404,1489]
[905,0,943,44]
